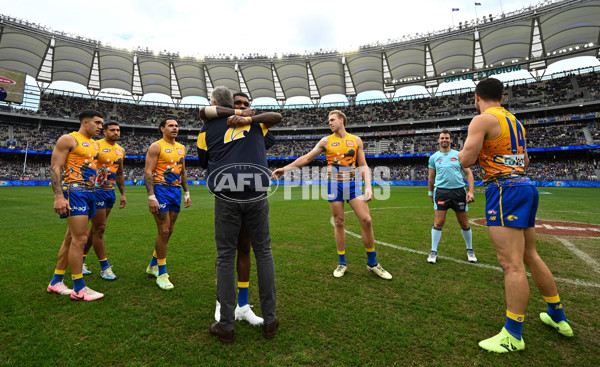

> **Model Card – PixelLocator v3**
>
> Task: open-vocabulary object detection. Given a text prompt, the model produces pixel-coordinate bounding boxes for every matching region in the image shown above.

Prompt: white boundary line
[554,237,600,275]
[331,207,600,289]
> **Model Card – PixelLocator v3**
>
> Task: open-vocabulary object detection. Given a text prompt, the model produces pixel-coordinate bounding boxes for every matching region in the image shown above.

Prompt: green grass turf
[0,186,599,366]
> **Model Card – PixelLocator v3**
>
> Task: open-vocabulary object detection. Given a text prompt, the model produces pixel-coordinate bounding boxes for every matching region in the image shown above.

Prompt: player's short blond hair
[329,110,347,126]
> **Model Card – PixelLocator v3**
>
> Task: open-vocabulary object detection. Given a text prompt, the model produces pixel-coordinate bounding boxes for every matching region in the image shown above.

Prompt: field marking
[331,207,600,289]
[554,237,600,274]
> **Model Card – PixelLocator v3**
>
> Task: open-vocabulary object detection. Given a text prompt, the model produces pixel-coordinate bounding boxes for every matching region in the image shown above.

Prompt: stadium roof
[1,0,599,103]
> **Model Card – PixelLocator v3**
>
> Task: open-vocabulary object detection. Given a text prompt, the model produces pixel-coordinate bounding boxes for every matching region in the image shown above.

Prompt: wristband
[184,191,190,200]
[148,195,157,201]
[235,109,242,116]
[245,116,252,123]
[428,191,433,197]
[205,106,218,119]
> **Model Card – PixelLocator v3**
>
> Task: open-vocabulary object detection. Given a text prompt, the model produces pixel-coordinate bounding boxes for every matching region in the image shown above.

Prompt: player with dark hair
[198,86,281,344]
[459,77,573,353]
[46,110,105,301]
[81,121,127,279]
[272,110,392,280]
[200,91,276,326]
[427,129,477,264]
[144,117,190,290]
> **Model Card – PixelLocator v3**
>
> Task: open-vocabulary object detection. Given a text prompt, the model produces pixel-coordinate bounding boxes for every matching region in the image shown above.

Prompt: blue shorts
[485,179,538,228]
[95,189,116,210]
[327,181,363,202]
[60,189,96,218]
[155,185,182,213]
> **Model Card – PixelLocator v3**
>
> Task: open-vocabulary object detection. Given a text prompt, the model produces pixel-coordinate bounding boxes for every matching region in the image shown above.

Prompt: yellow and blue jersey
[95,139,124,190]
[153,139,185,187]
[325,133,358,181]
[63,132,98,190]
[478,107,526,183]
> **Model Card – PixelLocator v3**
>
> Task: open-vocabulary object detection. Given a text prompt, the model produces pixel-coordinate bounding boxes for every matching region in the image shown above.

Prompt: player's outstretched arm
[272,138,326,178]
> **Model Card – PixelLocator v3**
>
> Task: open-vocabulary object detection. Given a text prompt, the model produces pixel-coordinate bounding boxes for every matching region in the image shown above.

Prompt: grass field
[1,185,599,366]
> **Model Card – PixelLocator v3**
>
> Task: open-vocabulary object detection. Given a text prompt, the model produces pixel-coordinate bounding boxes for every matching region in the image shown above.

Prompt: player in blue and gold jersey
[81,121,127,280]
[272,110,392,280]
[144,117,190,291]
[46,110,105,301]
[460,78,573,353]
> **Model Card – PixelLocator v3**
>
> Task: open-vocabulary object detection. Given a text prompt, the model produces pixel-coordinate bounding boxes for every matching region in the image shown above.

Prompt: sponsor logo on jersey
[346,140,354,147]
[507,215,519,221]
[490,216,497,220]
[165,149,173,153]
[437,201,445,205]
[72,183,80,189]
[71,205,88,212]
[102,148,111,153]
[82,142,90,147]
[450,157,458,161]
[492,154,525,167]
[331,142,340,147]
[177,148,184,155]
[487,209,497,215]
[458,202,465,206]
[96,201,105,207]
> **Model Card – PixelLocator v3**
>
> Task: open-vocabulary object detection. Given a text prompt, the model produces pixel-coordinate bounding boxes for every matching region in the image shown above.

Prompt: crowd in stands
[20,70,597,130]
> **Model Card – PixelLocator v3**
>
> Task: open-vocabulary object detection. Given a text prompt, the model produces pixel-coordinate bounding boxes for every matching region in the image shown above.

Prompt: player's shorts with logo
[155,185,182,213]
[95,189,116,209]
[433,187,468,212]
[327,181,363,202]
[60,184,96,218]
[485,177,538,228]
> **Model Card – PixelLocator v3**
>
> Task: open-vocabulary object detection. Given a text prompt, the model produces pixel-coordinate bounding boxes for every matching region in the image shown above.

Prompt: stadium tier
[1,70,599,183]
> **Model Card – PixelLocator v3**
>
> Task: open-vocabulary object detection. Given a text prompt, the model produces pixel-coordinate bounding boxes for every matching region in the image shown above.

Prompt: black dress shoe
[209,322,234,344]
[263,317,279,339]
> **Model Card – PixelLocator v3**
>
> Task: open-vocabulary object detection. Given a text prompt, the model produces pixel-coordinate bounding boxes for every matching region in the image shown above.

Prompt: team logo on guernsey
[165,149,173,153]
[224,125,251,144]
[82,142,90,147]
[507,215,519,221]
[116,149,122,156]
[331,142,340,147]
[450,157,457,161]
[72,183,80,188]
[436,159,442,164]
[346,140,354,147]
[177,148,184,155]
[102,148,111,153]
